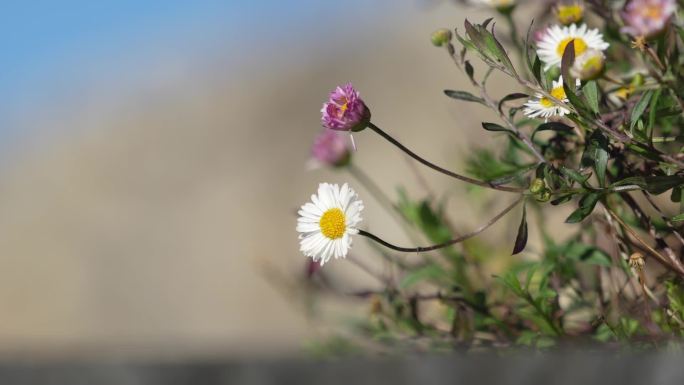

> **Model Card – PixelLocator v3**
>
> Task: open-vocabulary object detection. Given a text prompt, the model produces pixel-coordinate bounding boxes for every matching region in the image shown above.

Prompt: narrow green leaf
[647,89,661,142]
[444,90,486,105]
[524,19,536,75]
[630,90,654,131]
[512,203,528,255]
[498,93,529,114]
[559,166,591,185]
[670,213,684,223]
[465,60,475,83]
[560,40,575,90]
[531,122,574,140]
[611,175,684,194]
[400,264,448,289]
[565,193,601,223]
[482,122,513,133]
[486,26,518,77]
[584,81,600,114]
[582,130,609,187]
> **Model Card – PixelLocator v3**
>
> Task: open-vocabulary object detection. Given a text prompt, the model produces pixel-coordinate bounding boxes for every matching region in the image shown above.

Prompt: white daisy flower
[536,23,609,70]
[297,183,364,265]
[523,76,580,121]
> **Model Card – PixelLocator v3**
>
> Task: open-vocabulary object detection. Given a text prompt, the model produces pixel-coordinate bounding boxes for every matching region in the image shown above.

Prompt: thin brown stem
[640,192,684,247]
[359,196,523,253]
[603,203,684,277]
[368,123,526,193]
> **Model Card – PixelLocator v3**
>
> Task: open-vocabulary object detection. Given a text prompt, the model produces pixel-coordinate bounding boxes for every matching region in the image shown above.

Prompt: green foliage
[303,4,684,354]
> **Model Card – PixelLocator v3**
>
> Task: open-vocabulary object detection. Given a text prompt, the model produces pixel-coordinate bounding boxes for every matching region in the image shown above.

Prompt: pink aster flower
[621,0,677,38]
[310,130,351,168]
[321,83,371,132]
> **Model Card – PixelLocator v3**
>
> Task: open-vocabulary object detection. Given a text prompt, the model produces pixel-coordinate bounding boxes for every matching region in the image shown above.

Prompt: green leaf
[400,264,448,289]
[489,163,537,185]
[565,192,601,223]
[498,93,528,114]
[550,194,574,205]
[560,39,575,90]
[465,60,475,83]
[524,19,536,75]
[485,26,518,77]
[647,89,661,142]
[611,175,684,195]
[559,166,591,185]
[564,242,612,267]
[482,122,513,134]
[630,90,654,132]
[512,203,528,255]
[444,90,486,105]
[583,81,600,114]
[582,130,609,187]
[495,271,523,297]
[531,122,574,141]
[670,213,684,223]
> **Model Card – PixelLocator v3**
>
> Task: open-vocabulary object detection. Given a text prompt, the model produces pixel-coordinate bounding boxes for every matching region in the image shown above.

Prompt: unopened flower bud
[310,130,352,168]
[321,83,371,132]
[570,49,605,80]
[556,3,584,25]
[631,72,645,87]
[629,252,645,270]
[431,28,452,47]
[536,190,551,202]
[530,178,546,194]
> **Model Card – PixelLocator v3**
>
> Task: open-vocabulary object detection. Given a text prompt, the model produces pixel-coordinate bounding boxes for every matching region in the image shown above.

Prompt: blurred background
[0,0,573,360]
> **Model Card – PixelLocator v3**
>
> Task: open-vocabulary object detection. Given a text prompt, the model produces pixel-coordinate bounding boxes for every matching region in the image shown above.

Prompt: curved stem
[359,196,523,253]
[368,123,525,193]
[347,163,424,247]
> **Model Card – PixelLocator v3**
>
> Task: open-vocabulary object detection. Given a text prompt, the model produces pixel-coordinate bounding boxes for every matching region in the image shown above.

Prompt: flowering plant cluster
[295,0,684,353]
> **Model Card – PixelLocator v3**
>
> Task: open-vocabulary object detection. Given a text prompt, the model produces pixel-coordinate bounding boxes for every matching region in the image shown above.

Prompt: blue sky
[0,0,366,136]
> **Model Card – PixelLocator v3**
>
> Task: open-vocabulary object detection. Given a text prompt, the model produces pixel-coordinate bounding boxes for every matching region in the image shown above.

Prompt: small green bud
[631,73,645,87]
[536,190,551,203]
[571,49,605,81]
[529,178,546,194]
[431,28,452,47]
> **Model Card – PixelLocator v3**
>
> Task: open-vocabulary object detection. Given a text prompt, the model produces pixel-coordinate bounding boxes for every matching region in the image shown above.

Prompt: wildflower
[536,23,609,70]
[523,75,580,121]
[621,0,676,39]
[297,183,364,265]
[570,49,605,80]
[431,28,452,47]
[310,130,351,168]
[556,2,584,25]
[321,83,371,132]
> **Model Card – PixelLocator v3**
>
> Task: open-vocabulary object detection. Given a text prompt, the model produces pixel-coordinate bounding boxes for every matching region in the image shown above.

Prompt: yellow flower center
[582,55,604,75]
[540,86,567,108]
[556,37,587,56]
[641,5,662,20]
[319,208,346,239]
[557,4,583,25]
[614,86,634,101]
